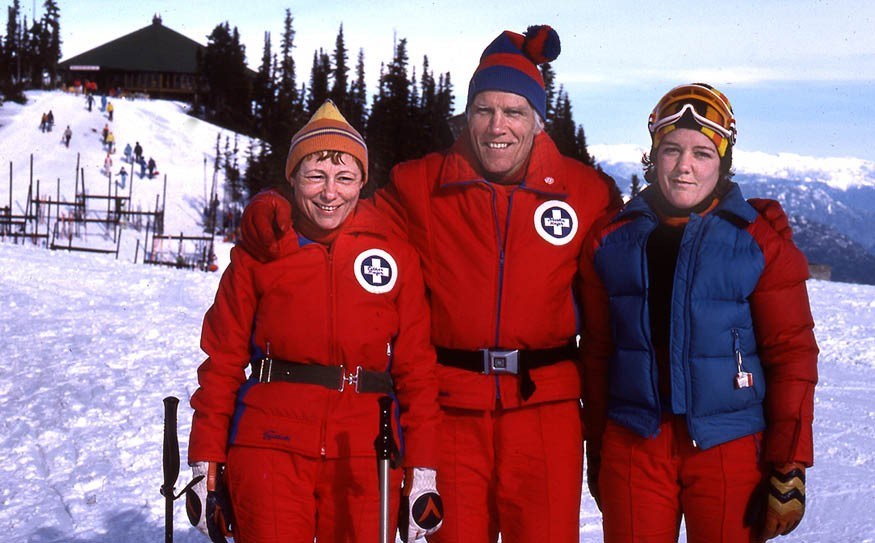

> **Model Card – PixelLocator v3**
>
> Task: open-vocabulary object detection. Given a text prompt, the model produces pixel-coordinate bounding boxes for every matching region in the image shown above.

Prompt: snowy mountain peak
[590,144,875,191]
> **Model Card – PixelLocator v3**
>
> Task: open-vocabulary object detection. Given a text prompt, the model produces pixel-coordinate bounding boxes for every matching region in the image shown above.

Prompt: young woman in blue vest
[580,83,818,542]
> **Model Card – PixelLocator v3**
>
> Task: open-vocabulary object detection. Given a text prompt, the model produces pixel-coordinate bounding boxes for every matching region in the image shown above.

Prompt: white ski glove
[185,461,233,542]
[400,467,443,542]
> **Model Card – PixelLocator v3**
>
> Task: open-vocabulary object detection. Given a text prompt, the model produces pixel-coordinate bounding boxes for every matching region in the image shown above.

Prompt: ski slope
[2,91,874,541]
[0,90,241,270]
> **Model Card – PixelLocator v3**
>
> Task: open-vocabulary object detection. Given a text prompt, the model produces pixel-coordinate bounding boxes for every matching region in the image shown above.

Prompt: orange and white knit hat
[285,100,368,183]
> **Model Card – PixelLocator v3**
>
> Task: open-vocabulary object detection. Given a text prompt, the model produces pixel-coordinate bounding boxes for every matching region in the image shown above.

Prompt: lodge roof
[59,15,204,74]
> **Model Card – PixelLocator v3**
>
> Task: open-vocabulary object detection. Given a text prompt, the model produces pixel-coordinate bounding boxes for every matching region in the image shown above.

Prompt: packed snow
[1,92,874,542]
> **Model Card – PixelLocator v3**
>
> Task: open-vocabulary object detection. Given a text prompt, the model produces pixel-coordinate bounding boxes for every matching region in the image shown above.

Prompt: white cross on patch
[544,209,571,236]
[364,258,389,284]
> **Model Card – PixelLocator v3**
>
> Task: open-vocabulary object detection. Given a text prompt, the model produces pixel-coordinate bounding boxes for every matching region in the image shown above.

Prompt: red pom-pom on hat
[523,25,561,64]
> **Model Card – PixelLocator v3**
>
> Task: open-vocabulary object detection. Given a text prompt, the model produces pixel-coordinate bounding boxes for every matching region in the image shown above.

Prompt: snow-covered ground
[1,244,873,542]
[2,91,875,541]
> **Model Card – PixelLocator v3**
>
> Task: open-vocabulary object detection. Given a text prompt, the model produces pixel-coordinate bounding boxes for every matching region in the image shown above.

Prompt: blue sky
[49,0,875,160]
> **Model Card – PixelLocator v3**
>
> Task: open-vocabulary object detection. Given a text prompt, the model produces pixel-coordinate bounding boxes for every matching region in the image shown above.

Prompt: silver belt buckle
[258,357,273,383]
[339,365,362,392]
[482,349,519,375]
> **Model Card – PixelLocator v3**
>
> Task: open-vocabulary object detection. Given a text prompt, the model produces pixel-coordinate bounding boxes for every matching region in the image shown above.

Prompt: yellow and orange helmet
[648,83,736,157]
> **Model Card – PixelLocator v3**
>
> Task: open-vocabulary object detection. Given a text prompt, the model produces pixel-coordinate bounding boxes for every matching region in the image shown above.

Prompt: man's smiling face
[466,90,542,184]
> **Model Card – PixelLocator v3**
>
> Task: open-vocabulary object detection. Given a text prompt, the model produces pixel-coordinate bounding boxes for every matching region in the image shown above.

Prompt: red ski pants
[225,445,401,543]
[430,399,583,543]
[599,415,764,543]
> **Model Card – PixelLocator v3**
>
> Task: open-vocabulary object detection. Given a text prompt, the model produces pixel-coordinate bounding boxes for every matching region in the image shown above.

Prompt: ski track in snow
[1,91,875,541]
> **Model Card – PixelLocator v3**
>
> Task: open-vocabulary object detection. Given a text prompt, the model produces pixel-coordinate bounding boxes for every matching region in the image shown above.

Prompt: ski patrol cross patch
[354,249,398,294]
[533,200,578,246]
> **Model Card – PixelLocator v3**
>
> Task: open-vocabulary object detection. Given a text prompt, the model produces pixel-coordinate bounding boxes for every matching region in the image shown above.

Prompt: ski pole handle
[161,396,181,543]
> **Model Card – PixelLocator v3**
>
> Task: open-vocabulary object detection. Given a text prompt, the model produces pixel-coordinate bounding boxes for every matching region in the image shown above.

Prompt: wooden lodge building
[58,15,204,100]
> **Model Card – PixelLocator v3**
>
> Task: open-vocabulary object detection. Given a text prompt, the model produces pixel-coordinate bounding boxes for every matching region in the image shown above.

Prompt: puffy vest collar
[613,182,757,225]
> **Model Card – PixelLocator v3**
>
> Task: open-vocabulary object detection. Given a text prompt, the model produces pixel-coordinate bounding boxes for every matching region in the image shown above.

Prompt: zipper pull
[731,329,753,389]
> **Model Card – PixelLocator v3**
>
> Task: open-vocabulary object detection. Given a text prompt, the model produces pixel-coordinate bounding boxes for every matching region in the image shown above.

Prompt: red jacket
[188,200,440,467]
[375,131,621,410]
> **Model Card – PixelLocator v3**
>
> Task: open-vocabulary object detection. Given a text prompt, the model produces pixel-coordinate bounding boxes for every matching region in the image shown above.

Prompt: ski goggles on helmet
[648,83,736,157]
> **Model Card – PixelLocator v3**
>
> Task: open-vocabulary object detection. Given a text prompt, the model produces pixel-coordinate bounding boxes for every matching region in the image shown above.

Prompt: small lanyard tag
[734,349,753,389]
[735,371,754,389]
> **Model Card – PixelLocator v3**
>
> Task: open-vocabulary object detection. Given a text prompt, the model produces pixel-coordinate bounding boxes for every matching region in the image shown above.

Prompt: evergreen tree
[330,24,348,112]
[200,22,252,131]
[540,62,557,129]
[346,48,367,133]
[630,173,641,198]
[4,0,21,85]
[41,0,60,86]
[575,124,594,166]
[307,48,330,115]
[276,9,303,130]
[435,71,456,143]
[252,31,275,137]
[244,9,308,195]
[367,37,414,188]
[549,86,577,158]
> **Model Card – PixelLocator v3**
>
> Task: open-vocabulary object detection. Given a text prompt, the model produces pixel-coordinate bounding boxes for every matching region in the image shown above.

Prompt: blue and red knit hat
[466,25,561,120]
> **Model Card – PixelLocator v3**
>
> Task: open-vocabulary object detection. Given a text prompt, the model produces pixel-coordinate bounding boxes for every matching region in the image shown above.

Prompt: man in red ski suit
[371,26,622,542]
[187,101,442,543]
[239,25,622,543]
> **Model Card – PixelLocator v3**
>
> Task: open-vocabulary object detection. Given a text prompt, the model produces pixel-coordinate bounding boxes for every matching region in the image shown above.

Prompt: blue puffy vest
[593,184,767,449]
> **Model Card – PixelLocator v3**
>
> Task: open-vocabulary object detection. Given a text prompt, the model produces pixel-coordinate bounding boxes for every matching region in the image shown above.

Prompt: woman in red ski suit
[580,83,818,542]
[187,101,442,543]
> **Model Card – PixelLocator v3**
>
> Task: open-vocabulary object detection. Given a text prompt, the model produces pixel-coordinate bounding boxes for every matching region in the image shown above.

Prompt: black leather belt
[435,341,578,400]
[250,358,393,394]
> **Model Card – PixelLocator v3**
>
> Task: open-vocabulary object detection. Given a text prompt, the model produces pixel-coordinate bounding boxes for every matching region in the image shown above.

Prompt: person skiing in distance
[107,101,114,121]
[123,143,133,164]
[63,125,72,148]
[116,166,128,189]
[579,83,818,542]
[46,110,54,131]
[134,141,143,164]
[187,100,443,543]
[147,157,156,178]
[39,112,47,132]
[86,92,94,112]
[103,152,113,176]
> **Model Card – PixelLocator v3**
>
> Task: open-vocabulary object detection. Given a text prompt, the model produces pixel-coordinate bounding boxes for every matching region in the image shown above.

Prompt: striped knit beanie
[285,100,368,183]
[466,25,561,120]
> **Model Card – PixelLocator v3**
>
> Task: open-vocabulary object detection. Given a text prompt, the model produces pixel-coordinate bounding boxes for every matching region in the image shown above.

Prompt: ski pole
[375,396,396,543]
[161,396,180,543]
[161,396,203,543]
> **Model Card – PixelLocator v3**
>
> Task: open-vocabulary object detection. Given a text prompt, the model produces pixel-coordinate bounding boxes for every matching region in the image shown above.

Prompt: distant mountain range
[591,144,875,285]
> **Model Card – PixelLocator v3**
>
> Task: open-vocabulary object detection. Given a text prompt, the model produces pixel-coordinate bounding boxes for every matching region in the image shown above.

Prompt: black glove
[585,448,602,512]
[186,461,234,542]
[745,462,806,540]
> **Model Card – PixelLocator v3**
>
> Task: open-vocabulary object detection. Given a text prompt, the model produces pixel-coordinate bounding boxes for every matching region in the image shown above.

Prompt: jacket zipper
[321,242,336,457]
[681,215,708,447]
